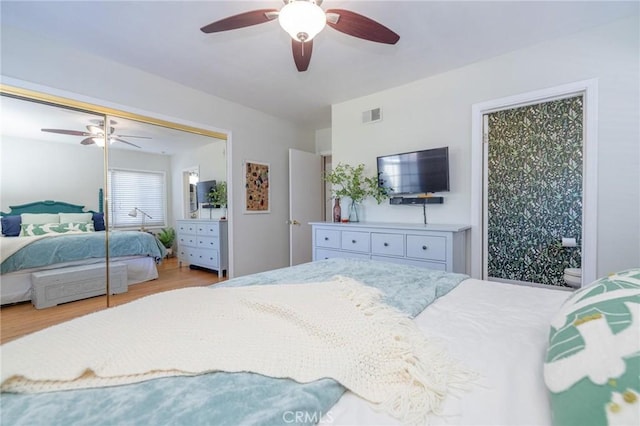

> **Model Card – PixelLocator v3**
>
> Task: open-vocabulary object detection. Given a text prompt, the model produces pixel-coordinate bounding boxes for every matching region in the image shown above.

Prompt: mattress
[0,259,571,425]
[327,278,570,425]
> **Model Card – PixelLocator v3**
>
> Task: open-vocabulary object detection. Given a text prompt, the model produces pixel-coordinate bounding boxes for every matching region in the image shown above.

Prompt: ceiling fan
[41,119,150,148]
[200,0,400,72]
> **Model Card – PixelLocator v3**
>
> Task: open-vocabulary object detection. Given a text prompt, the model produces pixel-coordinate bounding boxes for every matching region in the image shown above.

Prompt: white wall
[1,136,104,211]
[332,15,640,278]
[1,25,316,276]
[315,127,332,154]
[1,136,173,221]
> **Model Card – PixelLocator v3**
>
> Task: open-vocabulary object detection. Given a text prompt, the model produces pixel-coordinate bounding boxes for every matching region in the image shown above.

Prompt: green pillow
[21,222,95,236]
[544,269,640,426]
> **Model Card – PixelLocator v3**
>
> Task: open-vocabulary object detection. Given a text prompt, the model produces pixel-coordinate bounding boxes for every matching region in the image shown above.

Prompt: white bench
[31,262,128,309]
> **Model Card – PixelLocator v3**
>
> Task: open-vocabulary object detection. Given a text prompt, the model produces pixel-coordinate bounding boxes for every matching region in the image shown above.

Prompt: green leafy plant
[207,181,227,208]
[156,227,176,249]
[324,163,390,204]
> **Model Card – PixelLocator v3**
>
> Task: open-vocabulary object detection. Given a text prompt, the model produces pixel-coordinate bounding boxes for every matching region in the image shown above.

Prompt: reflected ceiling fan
[41,119,150,148]
[200,0,400,72]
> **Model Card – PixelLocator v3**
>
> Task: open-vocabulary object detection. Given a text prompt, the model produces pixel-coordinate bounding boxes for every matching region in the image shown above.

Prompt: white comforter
[1,276,474,424]
[327,278,570,425]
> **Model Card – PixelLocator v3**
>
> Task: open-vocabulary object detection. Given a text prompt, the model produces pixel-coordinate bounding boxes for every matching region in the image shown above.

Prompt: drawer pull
[352,240,357,244]
[383,242,389,247]
[324,237,329,241]
[422,245,428,250]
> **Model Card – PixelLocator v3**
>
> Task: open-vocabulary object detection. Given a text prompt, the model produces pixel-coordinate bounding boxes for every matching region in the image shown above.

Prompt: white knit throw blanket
[1,276,474,424]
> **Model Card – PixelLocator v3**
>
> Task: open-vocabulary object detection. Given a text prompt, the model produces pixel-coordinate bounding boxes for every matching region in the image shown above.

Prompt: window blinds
[108,168,166,228]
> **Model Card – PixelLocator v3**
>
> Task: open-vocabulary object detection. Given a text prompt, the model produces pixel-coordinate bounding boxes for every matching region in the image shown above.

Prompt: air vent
[362,107,382,124]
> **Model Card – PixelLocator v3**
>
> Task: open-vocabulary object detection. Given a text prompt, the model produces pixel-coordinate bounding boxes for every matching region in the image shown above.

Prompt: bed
[1,258,638,425]
[0,200,166,306]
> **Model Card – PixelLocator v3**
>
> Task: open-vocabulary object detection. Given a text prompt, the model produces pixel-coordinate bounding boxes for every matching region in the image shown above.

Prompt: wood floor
[0,257,226,344]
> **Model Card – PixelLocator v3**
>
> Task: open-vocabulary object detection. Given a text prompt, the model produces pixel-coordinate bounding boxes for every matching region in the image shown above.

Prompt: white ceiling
[1,1,637,130]
[0,95,222,155]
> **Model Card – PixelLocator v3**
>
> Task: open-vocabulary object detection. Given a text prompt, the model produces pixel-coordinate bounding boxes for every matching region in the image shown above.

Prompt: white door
[289,149,323,266]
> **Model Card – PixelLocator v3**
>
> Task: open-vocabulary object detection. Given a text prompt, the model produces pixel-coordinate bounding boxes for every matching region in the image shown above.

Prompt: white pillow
[59,212,93,224]
[20,213,60,225]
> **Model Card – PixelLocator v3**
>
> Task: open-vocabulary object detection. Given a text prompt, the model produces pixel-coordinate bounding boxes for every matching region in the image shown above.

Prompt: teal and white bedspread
[1,258,467,426]
[0,231,166,274]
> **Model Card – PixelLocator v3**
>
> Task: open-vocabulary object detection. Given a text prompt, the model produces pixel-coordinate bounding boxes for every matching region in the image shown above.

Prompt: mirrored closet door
[0,93,110,308]
[1,86,228,317]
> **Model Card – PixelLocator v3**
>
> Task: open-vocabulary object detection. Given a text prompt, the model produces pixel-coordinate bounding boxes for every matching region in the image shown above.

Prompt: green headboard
[1,189,104,216]
[0,200,87,216]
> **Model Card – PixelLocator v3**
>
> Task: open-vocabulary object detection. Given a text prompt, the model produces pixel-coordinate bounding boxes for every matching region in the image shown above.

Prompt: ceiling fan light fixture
[92,137,105,147]
[278,0,326,42]
[87,125,104,135]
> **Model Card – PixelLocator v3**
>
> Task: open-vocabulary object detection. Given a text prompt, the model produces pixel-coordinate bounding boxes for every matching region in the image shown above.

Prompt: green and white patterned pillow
[544,269,640,426]
[20,222,95,236]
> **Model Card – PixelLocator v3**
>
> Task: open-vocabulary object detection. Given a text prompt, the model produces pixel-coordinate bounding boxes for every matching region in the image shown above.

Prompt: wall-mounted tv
[196,180,216,204]
[377,147,450,195]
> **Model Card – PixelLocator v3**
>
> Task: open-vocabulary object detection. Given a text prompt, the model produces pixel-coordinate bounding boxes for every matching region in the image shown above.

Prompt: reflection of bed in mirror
[0,200,166,307]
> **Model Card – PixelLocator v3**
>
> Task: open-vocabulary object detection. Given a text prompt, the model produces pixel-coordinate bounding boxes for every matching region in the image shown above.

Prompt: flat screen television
[196,180,216,204]
[377,147,450,195]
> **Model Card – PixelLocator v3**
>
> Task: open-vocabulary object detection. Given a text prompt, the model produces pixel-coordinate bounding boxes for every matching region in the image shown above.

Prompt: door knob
[290,219,301,225]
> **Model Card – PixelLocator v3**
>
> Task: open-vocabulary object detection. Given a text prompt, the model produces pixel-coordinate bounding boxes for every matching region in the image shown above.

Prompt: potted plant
[208,181,228,219]
[324,163,390,222]
[156,227,176,257]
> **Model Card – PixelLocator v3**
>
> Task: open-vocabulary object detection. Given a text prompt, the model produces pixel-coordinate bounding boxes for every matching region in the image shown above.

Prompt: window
[108,168,166,228]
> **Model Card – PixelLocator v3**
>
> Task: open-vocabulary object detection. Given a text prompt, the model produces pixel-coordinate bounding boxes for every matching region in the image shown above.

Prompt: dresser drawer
[315,229,340,249]
[194,248,219,269]
[197,236,219,249]
[371,233,404,257]
[178,235,197,247]
[176,222,196,235]
[179,246,196,263]
[316,248,369,261]
[197,223,220,237]
[406,235,446,261]
[341,231,370,253]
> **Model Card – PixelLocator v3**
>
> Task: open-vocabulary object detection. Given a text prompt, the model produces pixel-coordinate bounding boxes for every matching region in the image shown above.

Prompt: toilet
[564,268,582,288]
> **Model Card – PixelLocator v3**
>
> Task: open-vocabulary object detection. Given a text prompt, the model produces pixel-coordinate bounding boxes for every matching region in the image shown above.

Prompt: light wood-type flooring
[0,257,226,344]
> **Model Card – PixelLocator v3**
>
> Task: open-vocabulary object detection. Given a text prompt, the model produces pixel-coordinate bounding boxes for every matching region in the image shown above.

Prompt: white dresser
[176,219,228,276]
[310,222,469,273]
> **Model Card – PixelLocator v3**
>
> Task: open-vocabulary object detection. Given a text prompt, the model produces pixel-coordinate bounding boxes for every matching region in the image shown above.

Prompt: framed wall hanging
[243,160,270,214]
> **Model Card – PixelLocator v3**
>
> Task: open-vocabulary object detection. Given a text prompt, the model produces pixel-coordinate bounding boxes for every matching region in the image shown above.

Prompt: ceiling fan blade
[115,134,152,139]
[292,39,313,72]
[325,9,400,44]
[80,137,96,146]
[41,128,91,137]
[200,9,279,33]
[112,137,141,149]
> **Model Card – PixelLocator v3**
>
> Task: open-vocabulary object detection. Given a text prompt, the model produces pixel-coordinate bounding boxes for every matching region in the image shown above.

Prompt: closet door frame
[470,79,598,287]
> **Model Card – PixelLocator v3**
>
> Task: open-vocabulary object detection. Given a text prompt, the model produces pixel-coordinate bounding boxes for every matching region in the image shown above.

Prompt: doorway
[470,79,598,287]
[484,96,583,286]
